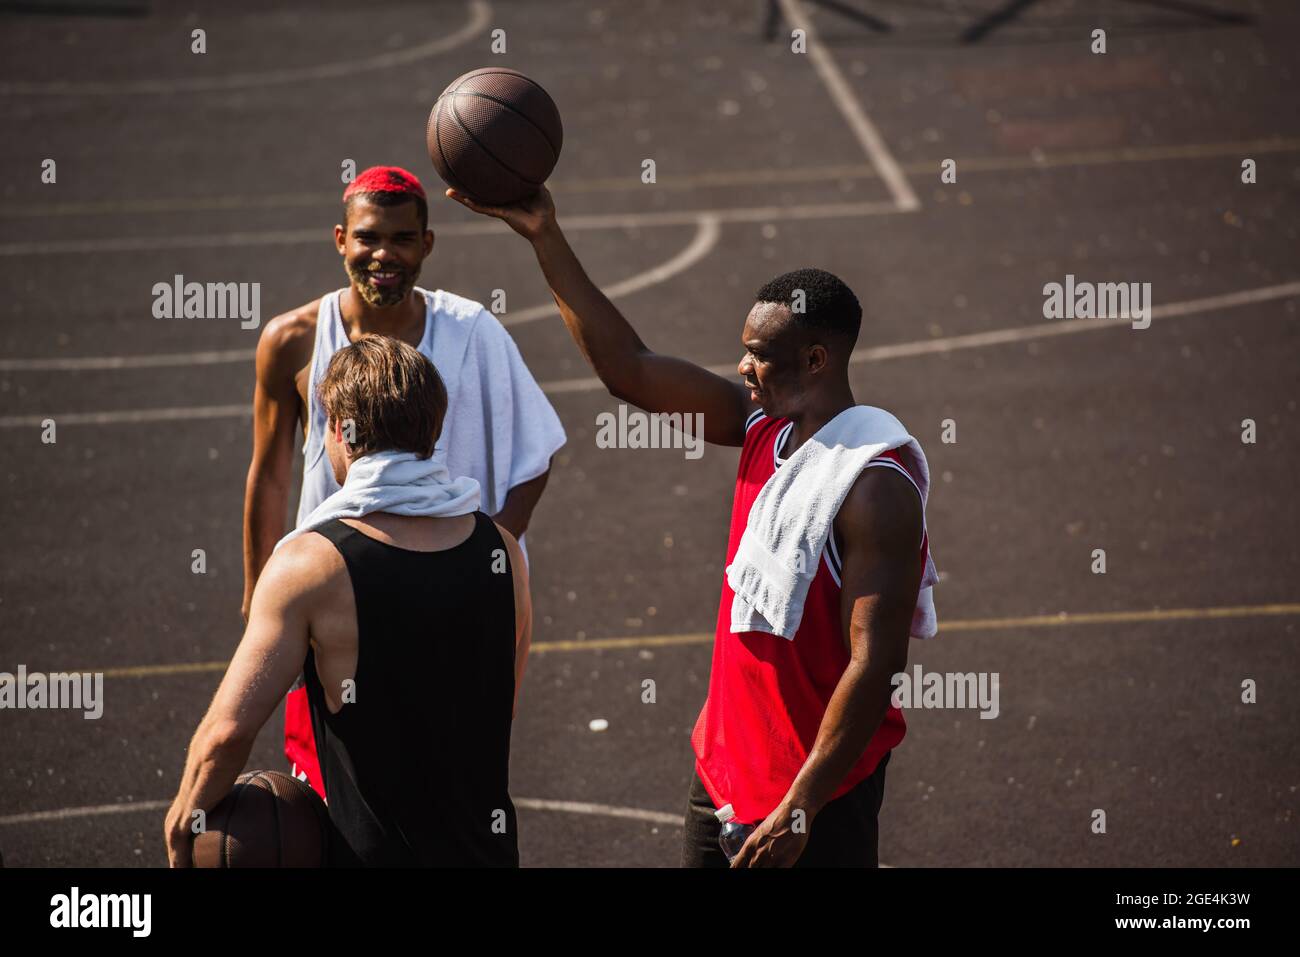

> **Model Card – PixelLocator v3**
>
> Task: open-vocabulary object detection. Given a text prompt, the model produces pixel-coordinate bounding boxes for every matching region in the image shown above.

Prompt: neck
[340,286,425,337]
[787,381,857,452]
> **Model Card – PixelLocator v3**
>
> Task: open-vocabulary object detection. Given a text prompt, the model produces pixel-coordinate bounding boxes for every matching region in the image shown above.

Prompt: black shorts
[680,751,891,868]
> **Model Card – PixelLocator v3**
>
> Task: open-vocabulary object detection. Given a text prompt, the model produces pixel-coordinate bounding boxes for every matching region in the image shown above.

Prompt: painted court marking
[0,198,902,258]
[4,601,1294,838]
[501,215,721,328]
[2,279,1295,427]
[527,279,1300,394]
[0,1,490,96]
[68,602,1300,681]
[0,215,723,371]
[778,0,919,211]
[0,796,683,829]
[4,138,1294,218]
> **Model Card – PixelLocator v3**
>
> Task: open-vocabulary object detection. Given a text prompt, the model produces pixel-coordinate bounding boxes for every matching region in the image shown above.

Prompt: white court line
[778,0,920,212]
[536,280,1300,393]
[0,217,723,373]
[3,280,1295,428]
[501,215,721,327]
[0,199,901,258]
[0,404,252,427]
[0,1,490,96]
[5,138,1297,219]
[0,796,682,829]
[0,797,903,864]
[0,799,171,825]
[0,348,255,373]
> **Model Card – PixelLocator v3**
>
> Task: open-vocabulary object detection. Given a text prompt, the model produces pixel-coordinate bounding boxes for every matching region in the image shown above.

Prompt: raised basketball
[426,67,563,206]
[192,770,329,868]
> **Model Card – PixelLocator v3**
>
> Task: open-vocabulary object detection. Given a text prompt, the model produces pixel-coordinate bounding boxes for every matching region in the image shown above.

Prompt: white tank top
[296,289,435,525]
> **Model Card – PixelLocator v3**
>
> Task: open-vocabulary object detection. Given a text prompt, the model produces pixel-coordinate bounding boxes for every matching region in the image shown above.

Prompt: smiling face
[335,196,434,307]
[737,300,823,419]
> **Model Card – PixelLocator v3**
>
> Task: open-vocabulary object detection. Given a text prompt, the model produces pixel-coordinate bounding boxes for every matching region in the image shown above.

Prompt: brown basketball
[192,770,329,868]
[426,67,563,206]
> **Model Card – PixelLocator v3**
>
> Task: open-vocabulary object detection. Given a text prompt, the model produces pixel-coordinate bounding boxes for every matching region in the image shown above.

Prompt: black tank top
[303,512,519,867]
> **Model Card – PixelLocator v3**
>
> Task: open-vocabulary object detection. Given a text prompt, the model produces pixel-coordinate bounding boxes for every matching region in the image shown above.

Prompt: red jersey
[689,411,928,823]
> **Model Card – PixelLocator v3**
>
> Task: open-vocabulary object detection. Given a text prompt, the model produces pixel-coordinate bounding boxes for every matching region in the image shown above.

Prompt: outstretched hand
[444,184,556,243]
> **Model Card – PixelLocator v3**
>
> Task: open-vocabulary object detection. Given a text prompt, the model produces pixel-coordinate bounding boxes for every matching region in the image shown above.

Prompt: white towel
[294,288,567,565]
[726,405,940,640]
[432,290,568,529]
[275,449,480,550]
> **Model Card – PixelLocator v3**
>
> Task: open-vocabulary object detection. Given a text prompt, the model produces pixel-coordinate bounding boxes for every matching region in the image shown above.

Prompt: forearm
[785,656,899,819]
[242,472,290,606]
[493,466,551,539]
[530,224,648,395]
[165,720,253,861]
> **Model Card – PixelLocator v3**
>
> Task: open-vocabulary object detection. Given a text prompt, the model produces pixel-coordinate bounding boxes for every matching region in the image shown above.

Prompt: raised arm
[447,186,755,447]
[241,310,313,620]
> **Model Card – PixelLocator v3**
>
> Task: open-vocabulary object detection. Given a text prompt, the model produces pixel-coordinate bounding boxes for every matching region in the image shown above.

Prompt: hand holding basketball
[445,184,556,242]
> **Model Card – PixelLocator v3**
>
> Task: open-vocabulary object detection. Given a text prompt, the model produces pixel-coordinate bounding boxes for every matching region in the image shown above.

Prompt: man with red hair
[242,165,565,795]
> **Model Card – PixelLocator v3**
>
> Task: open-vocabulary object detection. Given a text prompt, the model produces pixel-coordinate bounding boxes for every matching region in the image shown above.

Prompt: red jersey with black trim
[689,411,928,824]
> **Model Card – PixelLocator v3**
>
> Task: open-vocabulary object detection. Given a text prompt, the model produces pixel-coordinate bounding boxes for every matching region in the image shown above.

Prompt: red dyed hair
[343,165,427,201]
[342,165,429,230]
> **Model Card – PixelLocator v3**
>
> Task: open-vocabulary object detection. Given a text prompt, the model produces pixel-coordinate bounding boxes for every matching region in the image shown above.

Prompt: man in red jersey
[450,185,934,868]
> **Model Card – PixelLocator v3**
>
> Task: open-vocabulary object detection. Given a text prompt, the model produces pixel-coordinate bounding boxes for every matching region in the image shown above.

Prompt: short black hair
[344,191,429,232]
[754,267,862,345]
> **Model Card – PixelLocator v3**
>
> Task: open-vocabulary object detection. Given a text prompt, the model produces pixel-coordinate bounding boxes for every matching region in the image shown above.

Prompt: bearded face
[338,196,429,307]
[345,255,420,307]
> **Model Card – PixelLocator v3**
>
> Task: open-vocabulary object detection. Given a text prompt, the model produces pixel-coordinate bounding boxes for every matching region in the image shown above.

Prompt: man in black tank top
[165,336,532,868]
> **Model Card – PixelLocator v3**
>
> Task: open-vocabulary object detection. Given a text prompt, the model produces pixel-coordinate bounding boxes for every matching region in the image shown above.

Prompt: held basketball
[192,770,330,868]
[426,67,563,206]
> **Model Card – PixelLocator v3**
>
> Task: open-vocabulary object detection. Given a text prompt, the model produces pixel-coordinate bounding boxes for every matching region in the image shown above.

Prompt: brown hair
[317,334,447,459]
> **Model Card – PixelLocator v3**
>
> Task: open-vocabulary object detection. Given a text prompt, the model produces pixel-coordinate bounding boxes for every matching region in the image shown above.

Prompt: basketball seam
[450,87,560,158]
[450,68,552,105]
[222,782,247,869]
[432,95,456,192]
[252,772,283,868]
[447,96,544,191]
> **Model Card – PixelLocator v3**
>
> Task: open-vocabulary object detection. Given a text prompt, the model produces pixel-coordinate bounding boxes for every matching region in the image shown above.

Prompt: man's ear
[806,343,829,375]
[423,229,435,258]
[334,224,347,254]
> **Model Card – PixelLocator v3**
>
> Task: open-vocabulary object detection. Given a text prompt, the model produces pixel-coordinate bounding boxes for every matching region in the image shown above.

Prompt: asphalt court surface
[1,0,1297,867]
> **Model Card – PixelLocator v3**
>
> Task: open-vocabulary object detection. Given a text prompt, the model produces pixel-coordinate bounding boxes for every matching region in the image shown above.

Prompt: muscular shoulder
[255,300,320,379]
[252,532,346,612]
[835,465,924,559]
